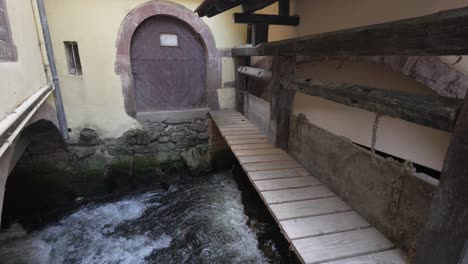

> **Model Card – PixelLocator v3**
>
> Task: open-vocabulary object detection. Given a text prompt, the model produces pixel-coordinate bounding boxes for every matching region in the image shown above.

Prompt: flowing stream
[0,171,291,264]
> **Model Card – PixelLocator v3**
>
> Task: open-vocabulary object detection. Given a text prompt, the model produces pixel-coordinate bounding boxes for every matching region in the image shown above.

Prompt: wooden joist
[232,7,468,56]
[233,13,300,26]
[281,74,463,132]
[237,66,272,81]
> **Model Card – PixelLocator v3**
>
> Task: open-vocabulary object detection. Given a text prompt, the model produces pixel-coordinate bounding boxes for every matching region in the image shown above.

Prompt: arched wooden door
[131,16,207,112]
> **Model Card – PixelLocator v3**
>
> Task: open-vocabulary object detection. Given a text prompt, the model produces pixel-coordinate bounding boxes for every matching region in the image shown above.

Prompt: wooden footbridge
[210,110,408,264]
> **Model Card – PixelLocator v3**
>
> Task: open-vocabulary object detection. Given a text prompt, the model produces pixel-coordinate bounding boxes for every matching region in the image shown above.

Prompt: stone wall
[2,117,211,227]
[288,114,438,253]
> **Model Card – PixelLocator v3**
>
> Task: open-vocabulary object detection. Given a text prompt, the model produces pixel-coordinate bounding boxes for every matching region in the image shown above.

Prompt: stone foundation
[2,117,213,228]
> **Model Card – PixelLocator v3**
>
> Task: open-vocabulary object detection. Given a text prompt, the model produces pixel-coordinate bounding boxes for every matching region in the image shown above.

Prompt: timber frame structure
[196,2,468,264]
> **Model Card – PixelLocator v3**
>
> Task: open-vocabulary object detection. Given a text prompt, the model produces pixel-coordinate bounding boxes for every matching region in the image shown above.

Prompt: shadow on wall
[1,120,68,230]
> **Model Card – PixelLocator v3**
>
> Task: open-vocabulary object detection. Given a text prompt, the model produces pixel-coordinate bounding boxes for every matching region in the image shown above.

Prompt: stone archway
[115,1,221,118]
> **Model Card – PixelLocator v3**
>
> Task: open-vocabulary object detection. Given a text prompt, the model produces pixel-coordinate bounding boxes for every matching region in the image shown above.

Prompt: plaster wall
[266,0,468,171]
[43,0,247,138]
[0,0,48,118]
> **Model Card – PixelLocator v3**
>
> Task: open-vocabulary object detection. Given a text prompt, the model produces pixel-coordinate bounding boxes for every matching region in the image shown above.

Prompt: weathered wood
[415,92,468,264]
[248,167,310,180]
[278,0,290,16]
[232,7,468,57]
[293,228,395,264]
[254,176,320,191]
[270,197,351,221]
[233,13,299,26]
[237,66,272,81]
[261,185,334,204]
[270,56,296,149]
[281,211,370,240]
[239,153,293,164]
[234,56,248,113]
[281,75,462,132]
[324,249,409,264]
[234,148,284,156]
[252,23,269,45]
[227,138,269,145]
[222,130,261,136]
[242,0,278,13]
[225,134,267,140]
[209,110,407,264]
[243,160,301,171]
[230,143,273,150]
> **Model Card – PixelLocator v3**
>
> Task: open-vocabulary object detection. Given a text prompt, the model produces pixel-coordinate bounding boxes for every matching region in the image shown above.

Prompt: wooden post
[415,92,468,264]
[252,23,269,45]
[270,56,296,150]
[234,56,248,113]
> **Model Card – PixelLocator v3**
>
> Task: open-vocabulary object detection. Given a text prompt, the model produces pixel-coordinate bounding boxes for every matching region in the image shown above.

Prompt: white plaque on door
[160,33,178,47]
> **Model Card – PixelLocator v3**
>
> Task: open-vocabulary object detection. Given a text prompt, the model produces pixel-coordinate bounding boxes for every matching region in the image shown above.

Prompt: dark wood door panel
[131,15,207,112]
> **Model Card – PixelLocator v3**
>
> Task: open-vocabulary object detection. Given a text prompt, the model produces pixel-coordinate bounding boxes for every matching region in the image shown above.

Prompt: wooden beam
[278,0,290,16]
[281,75,463,132]
[242,0,278,14]
[233,13,300,26]
[415,92,468,264]
[252,23,269,45]
[232,7,468,56]
[234,56,248,113]
[237,66,272,81]
[270,56,296,149]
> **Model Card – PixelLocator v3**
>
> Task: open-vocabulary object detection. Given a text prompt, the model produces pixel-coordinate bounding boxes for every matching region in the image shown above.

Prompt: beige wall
[44,0,246,138]
[0,0,48,117]
[294,61,451,171]
[265,0,468,171]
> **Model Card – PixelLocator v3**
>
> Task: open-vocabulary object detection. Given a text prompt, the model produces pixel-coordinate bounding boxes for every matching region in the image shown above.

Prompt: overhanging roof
[195,0,278,17]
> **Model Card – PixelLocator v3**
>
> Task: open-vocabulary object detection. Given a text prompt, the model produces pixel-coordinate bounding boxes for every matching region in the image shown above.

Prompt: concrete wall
[243,94,270,136]
[0,0,48,118]
[44,0,247,138]
[289,114,438,251]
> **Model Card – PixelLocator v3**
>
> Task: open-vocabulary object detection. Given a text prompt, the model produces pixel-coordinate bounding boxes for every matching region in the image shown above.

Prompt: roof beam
[233,13,300,26]
[280,74,463,132]
[232,7,468,56]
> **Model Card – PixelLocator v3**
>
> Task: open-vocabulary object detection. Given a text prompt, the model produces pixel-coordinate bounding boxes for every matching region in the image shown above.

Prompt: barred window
[64,41,83,75]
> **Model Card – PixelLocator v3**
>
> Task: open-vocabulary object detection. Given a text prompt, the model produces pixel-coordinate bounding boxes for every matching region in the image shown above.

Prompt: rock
[198,133,209,140]
[73,147,96,160]
[123,129,151,145]
[148,131,161,142]
[150,123,166,132]
[170,131,187,143]
[174,124,186,131]
[181,144,212,176]
[158,142,176,151]
[133,142,159,154]
[158,136,170,143]
[164,119,188,125]
[78,128,99,146]
[162,126,174,136]
[193,124,207,132]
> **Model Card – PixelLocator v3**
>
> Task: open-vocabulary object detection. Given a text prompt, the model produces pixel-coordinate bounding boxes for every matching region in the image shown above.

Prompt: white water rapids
[0,172,271,264]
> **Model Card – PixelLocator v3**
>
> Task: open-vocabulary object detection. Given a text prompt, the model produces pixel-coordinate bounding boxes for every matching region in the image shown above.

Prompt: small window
[64,41,83,75]
[160,33,178,47]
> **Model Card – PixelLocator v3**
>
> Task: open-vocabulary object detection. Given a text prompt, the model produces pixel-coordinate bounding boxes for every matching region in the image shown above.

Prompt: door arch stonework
[115,1,221,118]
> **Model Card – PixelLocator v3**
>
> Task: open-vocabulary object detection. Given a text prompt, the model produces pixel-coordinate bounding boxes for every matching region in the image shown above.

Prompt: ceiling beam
[233,13,300,26]
[232,7,468,56]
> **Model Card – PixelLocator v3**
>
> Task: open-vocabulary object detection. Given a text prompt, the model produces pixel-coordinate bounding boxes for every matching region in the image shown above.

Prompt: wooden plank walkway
[210,110,408,264]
